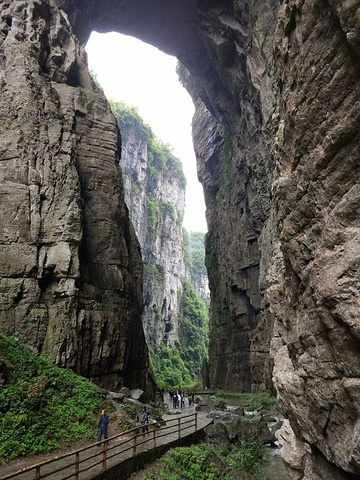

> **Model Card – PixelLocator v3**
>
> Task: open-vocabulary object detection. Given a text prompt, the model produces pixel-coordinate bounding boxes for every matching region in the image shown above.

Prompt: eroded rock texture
[118,117,187,348]
[1,0,360,478]
[270,1,360,478]
[0,0,153,395]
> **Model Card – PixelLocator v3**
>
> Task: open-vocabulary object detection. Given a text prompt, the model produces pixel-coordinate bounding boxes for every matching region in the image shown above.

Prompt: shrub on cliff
[0,334,104,459]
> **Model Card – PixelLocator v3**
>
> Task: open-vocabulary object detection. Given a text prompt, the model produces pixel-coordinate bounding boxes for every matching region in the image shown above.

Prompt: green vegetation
[160,202,176,222]
[131,180,143,196]
[118,418,131,431]
[178,279,209,380]
[146,195,161,235]
[182,230,208,281]
[0,334,104,459]
[138,440,265,479]
[109,100,151,144]
[153,306,162,319]
[110,100,186,238]
[149,345,191,389]
[122,404,137,419]
[189,231,207,278]
[110,100,186,189]
[149,279,209,389]
[146,197,179,237]
[213,391,277,411]
[143,263,165,284]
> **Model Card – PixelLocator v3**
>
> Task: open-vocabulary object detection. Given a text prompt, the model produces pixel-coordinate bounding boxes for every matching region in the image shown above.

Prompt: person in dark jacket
[140,406,150,437]
[97,409,109,442]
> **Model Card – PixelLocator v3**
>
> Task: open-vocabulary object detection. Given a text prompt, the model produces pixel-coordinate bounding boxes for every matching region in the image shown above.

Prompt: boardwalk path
[0,397,213,480]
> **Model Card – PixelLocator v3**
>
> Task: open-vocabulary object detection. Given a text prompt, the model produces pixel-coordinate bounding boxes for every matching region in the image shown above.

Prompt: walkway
[0,400,212,480]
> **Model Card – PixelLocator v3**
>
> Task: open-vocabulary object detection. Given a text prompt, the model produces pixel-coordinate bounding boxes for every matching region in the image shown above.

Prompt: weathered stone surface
[2,0,360,478]
[269,1,360,478]
[205,412,274,446]
[118,121,186,347]
[0,0,153,397]
[118,117,209,350]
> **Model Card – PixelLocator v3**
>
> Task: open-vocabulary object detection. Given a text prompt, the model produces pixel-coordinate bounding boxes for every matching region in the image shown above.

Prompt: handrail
[1,412,198,480]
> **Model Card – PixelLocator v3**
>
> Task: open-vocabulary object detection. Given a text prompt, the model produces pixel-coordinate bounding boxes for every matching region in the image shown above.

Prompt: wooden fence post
[178,417,181,439]
[152,423,156,449]
[132,428,138,457]
[75,452,79,480]
[195,412,198,431]
[35,466,41,480]
[102,442,107,471]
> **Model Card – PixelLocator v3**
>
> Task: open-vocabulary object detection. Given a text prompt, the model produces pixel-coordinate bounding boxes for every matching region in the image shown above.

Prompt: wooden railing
[1,412,198,480]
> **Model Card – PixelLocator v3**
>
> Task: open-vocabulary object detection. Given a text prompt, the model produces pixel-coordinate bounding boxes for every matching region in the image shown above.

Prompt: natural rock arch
[1,1,360,479]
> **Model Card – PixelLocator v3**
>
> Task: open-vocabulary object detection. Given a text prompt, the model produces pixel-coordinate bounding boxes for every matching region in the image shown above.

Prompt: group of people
[97,386,198,443]
[97,406,151,443]
[169,389,195,409]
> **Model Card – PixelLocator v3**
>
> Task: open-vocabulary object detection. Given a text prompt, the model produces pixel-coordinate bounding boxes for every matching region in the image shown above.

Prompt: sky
[85,31,207,233]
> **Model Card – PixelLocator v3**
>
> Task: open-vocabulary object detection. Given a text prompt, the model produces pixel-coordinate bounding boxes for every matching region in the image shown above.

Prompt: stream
[262,446,290,480]
[225,398,290,480]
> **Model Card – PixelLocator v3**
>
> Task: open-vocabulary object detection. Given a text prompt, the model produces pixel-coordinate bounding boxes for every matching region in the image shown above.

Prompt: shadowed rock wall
[0,0,153,395]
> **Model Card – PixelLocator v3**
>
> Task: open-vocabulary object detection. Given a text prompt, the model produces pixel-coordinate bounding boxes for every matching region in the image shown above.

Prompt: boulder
[120,387,131,397]
[130,388,144,401]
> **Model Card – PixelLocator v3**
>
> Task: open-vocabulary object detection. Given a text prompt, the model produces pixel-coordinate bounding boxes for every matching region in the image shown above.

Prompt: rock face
[0,0,153,396]
[116,108,209,351]
[2,0,360,478]
[116,111,187,347]
[270,1,360,478]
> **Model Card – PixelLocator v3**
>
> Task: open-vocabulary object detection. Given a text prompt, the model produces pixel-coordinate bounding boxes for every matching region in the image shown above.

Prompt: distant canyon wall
[117,113,186,348]
[1,1,360,479]
[117,110,209,350]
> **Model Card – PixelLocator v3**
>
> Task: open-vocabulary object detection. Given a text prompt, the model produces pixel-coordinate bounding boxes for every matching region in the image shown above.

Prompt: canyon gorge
[0,0,359,479]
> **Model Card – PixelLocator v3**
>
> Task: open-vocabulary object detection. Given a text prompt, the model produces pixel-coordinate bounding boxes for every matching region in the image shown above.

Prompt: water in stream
[224,398,290,480]
[262,446,290,480]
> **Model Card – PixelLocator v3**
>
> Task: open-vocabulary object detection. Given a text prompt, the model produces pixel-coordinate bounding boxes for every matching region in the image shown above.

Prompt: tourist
[173,392,178,409]
[140,406,150,437]
[97,409,109,443]
[180,391,185,409]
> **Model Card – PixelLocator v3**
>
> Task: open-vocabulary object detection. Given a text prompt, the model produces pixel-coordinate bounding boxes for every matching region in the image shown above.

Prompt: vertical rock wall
[181,0,278,393]
[270,1,360,478]
[117,119,186,348]
[0,0,153,395]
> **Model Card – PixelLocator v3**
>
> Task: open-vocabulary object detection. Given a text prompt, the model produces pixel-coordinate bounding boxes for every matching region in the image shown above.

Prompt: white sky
[85,31,207,233]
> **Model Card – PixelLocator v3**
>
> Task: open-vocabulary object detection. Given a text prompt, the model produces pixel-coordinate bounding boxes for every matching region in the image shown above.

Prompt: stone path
[0,400,212,480]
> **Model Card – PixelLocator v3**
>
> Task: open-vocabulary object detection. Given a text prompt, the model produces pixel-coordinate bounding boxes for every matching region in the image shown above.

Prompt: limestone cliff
[113,102,187,348]
[0,0,153,396]
[2,0,360,478]
[186,230,210,302]
[112,104,209,352]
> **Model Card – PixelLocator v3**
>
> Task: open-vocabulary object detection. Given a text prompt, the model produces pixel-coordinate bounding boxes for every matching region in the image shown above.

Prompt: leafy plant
[0,334,104,459]
[122,404,137,419]
[118,418,131,431]
[214,391,277,411]
[138,442,265,479]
